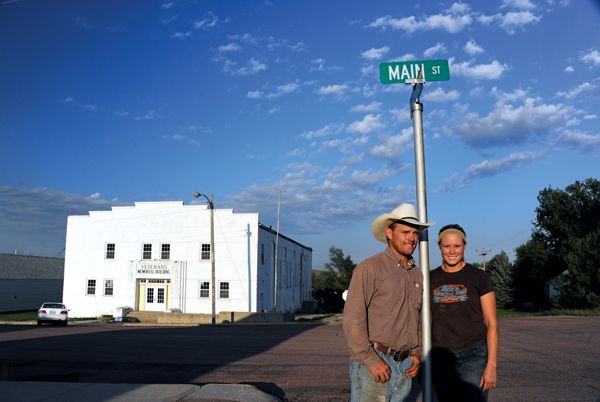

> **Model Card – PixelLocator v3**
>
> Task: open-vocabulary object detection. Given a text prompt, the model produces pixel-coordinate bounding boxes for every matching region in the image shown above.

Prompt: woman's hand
[480,364,497,390]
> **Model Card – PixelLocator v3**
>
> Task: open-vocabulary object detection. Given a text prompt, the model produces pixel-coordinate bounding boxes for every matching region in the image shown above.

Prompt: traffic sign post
[379,59,450,402]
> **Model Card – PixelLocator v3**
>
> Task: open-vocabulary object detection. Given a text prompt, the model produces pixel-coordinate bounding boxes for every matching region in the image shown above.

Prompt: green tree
[513,238,551,309]
[324,246,356,291]
[558,229,600,308]
[486,251,514,309]
[312,247,356,313]
[513,178,600,309]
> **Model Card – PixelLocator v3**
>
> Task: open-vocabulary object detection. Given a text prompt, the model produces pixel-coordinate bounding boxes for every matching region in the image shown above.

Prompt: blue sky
[1,0,599,269]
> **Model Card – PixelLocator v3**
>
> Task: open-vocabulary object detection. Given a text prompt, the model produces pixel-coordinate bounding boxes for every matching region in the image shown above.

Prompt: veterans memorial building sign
[379,59,450,84]
[136,263,171,275]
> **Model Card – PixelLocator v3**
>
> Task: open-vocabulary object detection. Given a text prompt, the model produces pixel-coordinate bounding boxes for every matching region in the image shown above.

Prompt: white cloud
[310,58,342,72]
[491,87,528,103]
[501,0,536,10]
[287,148,304,157]
[171,31,191,39]
[477,10,541,33]
[446,2,471,14]
[361,46,390,60]
[499,11,541,33]
[82,104,97,111]
[135,110,161,121]
[422,87,460,102]
[317,84,349,97]
[450,58,508,80]
[218,43,241,52]
[299,123,344,140]
[161,2,174,9]
[162,15,178,24]
[564,65,575,73]
[249,83,300,99]
[465,151,542,179]
[247,90,263,99]
[560,130,600,151]
[464,39,484,55]
[367,6,473,34]
[351,102,382,113]
[348,168,391,186]
[230,33,258,45]
[194,11,220,30]
[454,97,572,147]
[581,49,600,67]
[223,58,267,76]
[424,42,446,58]
[369,129,413,159]
[391,107,411,123]
[347,114,384,134]
[62,96,74,103]
[361,65,377,78]
[556,81,596,99]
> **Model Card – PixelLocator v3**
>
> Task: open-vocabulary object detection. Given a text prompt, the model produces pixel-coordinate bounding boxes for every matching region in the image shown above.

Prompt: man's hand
[405,355,421,378]
[369,358,391,383]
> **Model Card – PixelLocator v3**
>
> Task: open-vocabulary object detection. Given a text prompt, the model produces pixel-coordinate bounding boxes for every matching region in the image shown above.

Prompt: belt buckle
[393,348,409,361]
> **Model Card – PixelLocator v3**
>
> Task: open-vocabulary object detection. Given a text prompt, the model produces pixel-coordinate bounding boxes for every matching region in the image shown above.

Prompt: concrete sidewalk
[0,381,281,402]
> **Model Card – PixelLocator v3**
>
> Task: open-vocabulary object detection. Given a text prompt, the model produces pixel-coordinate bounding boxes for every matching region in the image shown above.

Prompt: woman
[430,224,498,402]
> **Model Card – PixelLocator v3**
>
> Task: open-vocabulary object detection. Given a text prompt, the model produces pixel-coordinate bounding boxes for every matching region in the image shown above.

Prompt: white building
[63,201,312,318]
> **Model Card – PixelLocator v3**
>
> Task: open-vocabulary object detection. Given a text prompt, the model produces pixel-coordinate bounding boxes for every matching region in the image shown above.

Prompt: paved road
[0,316,599,401]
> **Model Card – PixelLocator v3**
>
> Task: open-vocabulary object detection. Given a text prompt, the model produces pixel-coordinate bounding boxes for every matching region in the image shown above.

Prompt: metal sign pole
[410,83,433,402]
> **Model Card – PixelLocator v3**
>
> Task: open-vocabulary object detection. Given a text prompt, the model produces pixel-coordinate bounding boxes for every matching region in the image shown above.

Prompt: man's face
[386,222,419,259]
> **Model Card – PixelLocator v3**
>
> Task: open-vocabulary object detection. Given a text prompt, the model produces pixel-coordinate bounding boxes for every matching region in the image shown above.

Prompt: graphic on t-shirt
[433,284,468,303]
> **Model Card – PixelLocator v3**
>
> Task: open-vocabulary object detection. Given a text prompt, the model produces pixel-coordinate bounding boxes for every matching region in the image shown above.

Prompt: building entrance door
[145,286,166,311]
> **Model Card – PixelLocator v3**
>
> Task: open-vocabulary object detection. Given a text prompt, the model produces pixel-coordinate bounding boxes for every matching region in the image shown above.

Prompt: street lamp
[193,192,216,325]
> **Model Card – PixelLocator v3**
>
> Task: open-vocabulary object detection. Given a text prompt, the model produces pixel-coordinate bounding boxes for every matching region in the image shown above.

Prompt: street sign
[379,59,449,84]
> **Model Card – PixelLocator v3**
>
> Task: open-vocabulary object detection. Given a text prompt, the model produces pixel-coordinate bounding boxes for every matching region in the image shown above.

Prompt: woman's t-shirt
[430,263,494,352]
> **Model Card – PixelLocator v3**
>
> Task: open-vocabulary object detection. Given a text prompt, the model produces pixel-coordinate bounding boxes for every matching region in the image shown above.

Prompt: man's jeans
[350,350,413,402]
[432,343,488,402]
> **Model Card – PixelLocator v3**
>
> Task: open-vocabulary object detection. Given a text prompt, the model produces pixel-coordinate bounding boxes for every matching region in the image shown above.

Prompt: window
[219,282,229,299]
[200,282,210,298]
[104,279,114,296]
[147,288,154,303]
[161,243,170,260]
[143,243,152,260]
[261,243,264,265]
[86,279,96,295]
[106,243,115,259]
[201,243,211,260]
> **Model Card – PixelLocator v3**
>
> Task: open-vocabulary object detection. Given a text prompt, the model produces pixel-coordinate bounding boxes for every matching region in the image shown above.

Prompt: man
[343,203,433,401]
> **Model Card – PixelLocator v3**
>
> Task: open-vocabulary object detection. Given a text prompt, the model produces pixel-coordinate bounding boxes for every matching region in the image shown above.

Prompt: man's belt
[372,342,410,362]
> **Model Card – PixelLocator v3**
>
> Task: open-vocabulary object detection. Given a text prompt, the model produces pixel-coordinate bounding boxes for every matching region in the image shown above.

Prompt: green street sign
[379,59,450,84]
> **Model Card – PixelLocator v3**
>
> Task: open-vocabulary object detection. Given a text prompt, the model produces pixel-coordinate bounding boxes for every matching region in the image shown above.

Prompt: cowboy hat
[371,203,434,243]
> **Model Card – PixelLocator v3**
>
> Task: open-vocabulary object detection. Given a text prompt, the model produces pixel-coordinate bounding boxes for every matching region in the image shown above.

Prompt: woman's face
[439,233,466,267]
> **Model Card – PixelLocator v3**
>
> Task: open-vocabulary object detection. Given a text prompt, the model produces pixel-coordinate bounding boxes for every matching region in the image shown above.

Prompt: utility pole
[193,192,216,325]
[273,180,282,311]
[476,248,491,270]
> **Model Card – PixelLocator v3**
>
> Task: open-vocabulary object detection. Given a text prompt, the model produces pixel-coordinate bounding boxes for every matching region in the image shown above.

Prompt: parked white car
[37,302,69,326]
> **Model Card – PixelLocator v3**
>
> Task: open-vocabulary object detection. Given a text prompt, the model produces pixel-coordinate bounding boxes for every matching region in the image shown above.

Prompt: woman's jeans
[432,343,488,402]
[350,350,413,402]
